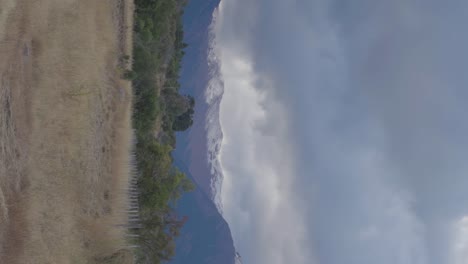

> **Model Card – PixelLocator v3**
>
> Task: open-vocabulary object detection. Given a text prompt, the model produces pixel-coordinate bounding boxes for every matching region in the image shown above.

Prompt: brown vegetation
[0,0,135,263]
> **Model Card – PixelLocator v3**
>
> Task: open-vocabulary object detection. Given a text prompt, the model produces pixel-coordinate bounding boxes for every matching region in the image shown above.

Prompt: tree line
[127,0,194,263]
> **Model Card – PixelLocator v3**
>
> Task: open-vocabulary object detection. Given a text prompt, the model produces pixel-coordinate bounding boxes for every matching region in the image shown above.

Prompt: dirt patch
[0,0,135,263]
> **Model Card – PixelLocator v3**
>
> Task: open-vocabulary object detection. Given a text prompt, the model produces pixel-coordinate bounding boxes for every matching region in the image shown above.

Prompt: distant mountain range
[171,0,238,263]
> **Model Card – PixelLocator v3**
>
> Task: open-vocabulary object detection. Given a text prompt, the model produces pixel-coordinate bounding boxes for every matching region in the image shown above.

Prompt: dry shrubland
[0,0,135,263]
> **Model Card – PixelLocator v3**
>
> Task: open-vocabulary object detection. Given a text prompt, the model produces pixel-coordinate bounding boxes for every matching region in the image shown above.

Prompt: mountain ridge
[171,0,237,263]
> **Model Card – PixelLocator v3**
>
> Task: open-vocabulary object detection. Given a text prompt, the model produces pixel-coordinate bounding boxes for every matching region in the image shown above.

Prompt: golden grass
[0,0,135,263]
[0,0,16,40]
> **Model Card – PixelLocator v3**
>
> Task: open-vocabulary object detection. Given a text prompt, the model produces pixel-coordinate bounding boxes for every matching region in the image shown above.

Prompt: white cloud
[217,48,314,264]
[454,217,468,264]
[213,0,468,263]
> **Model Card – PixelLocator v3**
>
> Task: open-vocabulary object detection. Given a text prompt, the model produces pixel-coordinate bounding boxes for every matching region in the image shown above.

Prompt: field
[0,0,136,263]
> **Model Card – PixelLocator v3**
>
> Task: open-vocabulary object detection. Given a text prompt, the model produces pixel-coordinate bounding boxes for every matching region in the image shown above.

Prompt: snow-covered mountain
[205,8,225,213]
[171,1,239,264]
[235,252,244,264]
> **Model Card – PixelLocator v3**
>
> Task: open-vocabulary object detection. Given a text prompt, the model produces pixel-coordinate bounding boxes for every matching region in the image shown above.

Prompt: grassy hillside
[129,0,195,263]
[0,1,136,263]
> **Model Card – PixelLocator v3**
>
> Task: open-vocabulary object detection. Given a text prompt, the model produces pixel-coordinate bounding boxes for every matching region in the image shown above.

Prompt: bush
[123,69,138,80]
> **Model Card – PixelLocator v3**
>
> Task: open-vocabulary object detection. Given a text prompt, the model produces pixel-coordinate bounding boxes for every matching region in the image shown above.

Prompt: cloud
[214,0,468,263]
[217,50,314,264]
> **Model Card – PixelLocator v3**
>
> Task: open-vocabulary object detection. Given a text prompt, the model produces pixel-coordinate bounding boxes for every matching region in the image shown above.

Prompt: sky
[211,0,468,264]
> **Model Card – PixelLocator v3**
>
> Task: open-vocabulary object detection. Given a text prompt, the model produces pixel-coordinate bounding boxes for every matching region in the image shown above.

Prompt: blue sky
[212,0,468,263]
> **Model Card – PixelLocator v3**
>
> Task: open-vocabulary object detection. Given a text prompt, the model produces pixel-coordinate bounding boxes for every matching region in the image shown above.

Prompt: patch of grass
[93,249,134,264]
[0,0,137,263]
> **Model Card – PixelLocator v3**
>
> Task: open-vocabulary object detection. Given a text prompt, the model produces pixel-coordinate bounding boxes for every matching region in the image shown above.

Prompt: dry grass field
[0,0,135,263]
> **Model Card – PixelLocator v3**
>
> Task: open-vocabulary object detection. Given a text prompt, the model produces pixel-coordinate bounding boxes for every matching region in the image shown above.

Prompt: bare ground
[0,0,135,263]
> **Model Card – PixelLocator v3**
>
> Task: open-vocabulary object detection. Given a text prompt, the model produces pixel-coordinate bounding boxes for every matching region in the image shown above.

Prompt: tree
[162,89,191,116]
[172,108,193,131]
[172,95,194,131]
